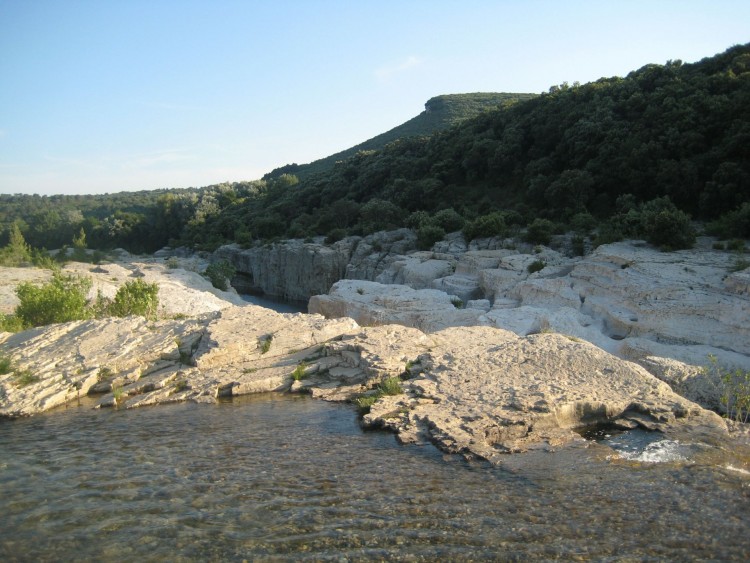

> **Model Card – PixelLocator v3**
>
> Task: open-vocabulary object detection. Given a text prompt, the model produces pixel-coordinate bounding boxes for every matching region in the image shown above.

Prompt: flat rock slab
[366,326,727,463]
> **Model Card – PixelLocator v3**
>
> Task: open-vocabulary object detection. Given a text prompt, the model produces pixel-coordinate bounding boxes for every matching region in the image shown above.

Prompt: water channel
[1,392,749,561]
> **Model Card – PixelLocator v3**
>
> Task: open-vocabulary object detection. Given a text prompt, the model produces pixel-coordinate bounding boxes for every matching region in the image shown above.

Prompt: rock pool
[1,394,748,561]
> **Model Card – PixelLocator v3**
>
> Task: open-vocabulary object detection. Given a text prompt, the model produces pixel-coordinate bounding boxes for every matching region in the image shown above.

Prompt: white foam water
[613,439,689,463]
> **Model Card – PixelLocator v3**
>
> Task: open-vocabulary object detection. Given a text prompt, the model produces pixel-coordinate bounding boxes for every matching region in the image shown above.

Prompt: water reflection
[0,394,748,561]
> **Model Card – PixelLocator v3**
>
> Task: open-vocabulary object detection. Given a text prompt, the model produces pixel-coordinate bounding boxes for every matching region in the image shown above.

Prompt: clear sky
[1,0,749,196]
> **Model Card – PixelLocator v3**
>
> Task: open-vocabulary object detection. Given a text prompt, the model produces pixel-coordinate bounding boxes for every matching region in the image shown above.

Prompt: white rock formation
[308,237,750,415]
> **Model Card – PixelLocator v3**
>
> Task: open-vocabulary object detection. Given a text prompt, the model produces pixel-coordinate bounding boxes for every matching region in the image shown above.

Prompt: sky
[1,0,749,196]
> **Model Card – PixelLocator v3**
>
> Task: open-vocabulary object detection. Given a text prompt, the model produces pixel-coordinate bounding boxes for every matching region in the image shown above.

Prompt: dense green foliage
[1,44,748,253]
[14,272,92,328]
[5,273,160,331]
[204,260,236,291]
[109,279,160,320]
[264,92,537,181]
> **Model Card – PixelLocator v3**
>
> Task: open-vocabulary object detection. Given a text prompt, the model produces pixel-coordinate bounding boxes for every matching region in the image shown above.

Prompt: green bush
[13,369,38,388]
[0,314,24,333]
[708,203,750,239]
[109,279,159,320]
[0,353,13,374]
[325,228,347,244]
[291,362,308,381]
[378,376,403,396]
[527,259,546,274]
[463,212,507,241]
[639,197,695,250]
[433,208,465,232]
[525,218,554,245]
[0,223,32,267]
[704,356,750,423]
[14,272,92,328]
[204,260,236,291]
[416,224,446,250]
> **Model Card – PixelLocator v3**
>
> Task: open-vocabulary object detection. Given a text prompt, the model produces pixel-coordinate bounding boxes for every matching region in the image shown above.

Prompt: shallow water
[1,394,749,561]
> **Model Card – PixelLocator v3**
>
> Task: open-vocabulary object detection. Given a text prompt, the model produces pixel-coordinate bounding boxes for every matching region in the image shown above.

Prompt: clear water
[1,394,749,561]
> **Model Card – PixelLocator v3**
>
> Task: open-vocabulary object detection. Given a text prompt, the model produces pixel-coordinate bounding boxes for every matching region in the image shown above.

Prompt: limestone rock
[214,240,355,302]
[309,280,484,332]
[363,326,726,463]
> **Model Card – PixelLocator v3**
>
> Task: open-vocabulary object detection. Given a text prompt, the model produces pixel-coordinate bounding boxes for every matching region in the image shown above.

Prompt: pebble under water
[1,394,749,561]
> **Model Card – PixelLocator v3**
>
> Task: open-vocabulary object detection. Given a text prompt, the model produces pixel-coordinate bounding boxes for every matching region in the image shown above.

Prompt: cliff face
[213,229,418,302]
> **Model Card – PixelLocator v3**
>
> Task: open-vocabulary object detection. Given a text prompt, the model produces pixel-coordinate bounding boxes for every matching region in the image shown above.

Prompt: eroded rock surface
[309,237,750,413]
[0,303,734,464]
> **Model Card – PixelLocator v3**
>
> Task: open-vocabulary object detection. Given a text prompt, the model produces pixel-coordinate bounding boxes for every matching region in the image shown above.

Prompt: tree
[0,222,32,266]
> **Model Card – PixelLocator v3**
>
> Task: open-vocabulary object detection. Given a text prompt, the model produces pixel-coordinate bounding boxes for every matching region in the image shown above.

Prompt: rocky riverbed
[1,235,749,464]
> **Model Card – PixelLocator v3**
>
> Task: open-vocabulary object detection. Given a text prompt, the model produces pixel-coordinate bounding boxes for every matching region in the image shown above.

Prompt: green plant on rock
[109,279,159,320]
[258,335,273,354]
[112,384,125,405]
[353,393,380,414]
[14,369,38,388]
[527,259,546,274]
[204,260,236,291]
[0,353,13,374]
[378,376,403,396]
[291,362,308,381]
[14,271,92,328]
[705,356,750,423]
[450,297,464,309]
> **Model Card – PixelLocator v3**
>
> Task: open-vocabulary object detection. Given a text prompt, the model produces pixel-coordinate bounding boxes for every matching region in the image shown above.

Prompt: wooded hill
[264,92,537,181]
[2,43,749,254]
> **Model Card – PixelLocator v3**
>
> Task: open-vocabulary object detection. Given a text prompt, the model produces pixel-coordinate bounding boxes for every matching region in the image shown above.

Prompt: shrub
[416,224,446,250]
[14,272,92,328]
[406,210,431,230]
[378,376,403,396]
[704,356,750,423]
[291,362,308,381]
[524,218,554,245]
[639,197,695,250]
[0,314,24,333]
[13,369,38,388]
[708,203,750,239]
[0,223,32,267]
[527,260,546,274]
[109,279,159,320]
[463,212,507,241]
[433,208,465,232]
[450,297,464,309]
[259,335,273,354]
[325,228,347,244]
[353,393,380,414]
[570,212,597,234]
[0,353,13,374]
[204,260,236,291]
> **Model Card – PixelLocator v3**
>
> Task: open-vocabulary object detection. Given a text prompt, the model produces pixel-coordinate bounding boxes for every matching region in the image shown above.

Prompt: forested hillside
[2,43,749,254]
[264,92,537,181]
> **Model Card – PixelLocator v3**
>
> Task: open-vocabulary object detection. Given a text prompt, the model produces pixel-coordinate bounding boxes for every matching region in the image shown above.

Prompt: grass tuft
[291,362,308,381]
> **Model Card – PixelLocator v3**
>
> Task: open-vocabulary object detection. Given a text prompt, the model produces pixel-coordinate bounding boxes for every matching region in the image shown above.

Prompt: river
[1,393,749,561]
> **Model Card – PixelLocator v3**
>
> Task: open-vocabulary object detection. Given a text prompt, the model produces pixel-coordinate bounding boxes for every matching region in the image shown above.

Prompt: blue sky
[1,0,749,196]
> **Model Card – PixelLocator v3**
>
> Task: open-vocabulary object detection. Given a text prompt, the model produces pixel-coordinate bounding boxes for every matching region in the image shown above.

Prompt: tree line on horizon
[1,43,749,255]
